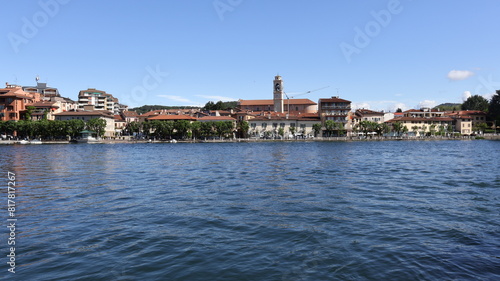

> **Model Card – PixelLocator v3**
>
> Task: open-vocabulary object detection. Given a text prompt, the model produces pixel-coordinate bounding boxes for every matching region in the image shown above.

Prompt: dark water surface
[1,140,499,280]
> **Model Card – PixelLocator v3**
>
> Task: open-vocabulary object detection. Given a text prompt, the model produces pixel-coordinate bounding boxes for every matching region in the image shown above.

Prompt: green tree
[489,90,500,122]
[461,95,489,112]
[278,127,284,138]
[214,121,233,139]
[24,106,36,120]
[66,119,85,139]
[419,125,427,137]
[190,121,201,140]
[392,121,404,136]
[124,121,140,136]
[358,121,377,137]
[200,121,214,138]
[473,122,488,134]
[237,121,249,138]
[86,118,107,138]
[324,120,336,137]
[174,120,191,139]
[336,122,346,136]
[312,123,321,137]
[429,124,437,136]
[411,125,419,136]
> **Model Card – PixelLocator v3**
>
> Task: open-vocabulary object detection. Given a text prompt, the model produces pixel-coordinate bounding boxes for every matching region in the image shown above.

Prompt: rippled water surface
[1,140,499,280]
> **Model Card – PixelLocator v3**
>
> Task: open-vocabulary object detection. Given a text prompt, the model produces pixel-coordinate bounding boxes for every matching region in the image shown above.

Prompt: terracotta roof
[355,109,384,115]
[319,97,351,103]
[0,87,34,99]
[197,116,236,121]
[249,113,320,122]
[139,110,163,117]
[147,114,197,121]
[122,110,139,117]
[54,110,114,118]
[385,117,453,122]
[114,115,125,121]
[31,101,59,108]
[239,99,316,106]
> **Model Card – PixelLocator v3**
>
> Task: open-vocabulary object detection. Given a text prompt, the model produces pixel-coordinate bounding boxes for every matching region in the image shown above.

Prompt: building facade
[54,111,116,137]
[78,88,124,115]
[0,84,42,121]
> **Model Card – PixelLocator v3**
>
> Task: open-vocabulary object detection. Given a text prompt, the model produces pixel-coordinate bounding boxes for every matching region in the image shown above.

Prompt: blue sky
[2,0,499,111]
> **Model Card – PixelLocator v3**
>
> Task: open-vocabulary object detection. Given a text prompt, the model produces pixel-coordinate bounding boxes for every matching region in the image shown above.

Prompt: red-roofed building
[318,96,351,123]
[238,98,317,113]
[147,114,197,121]
[0,84,42,121]
[237,75,317,114]
[384,107,477,136]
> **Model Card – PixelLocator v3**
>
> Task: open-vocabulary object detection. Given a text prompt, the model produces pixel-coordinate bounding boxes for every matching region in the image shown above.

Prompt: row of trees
[353,120,483,137]
[202,101,238,111]
[462,91,500,122]
[123,120,249,140]
[0,119,107,140]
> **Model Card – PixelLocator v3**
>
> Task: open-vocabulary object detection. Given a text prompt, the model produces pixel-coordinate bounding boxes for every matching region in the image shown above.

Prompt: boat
[18,140,29,145]
[30,139,43,144]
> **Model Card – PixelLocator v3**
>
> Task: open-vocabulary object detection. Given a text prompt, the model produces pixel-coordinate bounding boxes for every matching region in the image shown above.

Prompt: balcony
[320,105,351,109]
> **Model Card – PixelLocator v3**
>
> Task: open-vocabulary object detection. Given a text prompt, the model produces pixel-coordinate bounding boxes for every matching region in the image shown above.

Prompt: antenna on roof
[36,75,40,82]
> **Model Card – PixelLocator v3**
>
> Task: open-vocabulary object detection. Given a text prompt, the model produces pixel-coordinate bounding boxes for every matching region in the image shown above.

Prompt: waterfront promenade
[2,134,499,145]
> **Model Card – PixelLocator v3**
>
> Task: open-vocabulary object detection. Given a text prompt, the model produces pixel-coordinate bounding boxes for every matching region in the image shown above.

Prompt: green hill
[433,103,461,111]
[130,105,200,115]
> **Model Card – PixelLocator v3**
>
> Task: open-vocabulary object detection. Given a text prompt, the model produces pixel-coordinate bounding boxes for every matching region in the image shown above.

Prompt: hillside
[433,103,462,111]
[130,105,200,115]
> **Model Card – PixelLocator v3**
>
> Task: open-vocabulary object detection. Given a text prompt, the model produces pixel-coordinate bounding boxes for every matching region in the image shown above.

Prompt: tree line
[0,119,107,140]
[123,120,249,140]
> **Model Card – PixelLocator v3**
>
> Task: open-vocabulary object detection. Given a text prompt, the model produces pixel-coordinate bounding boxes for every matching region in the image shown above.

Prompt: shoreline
[1,135,499,145]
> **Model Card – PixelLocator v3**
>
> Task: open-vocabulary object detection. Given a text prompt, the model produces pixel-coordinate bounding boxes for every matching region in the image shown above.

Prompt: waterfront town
[0,75,499,143]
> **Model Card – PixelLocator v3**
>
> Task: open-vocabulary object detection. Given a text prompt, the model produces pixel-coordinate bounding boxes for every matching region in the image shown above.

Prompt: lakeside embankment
[2,134,499,145]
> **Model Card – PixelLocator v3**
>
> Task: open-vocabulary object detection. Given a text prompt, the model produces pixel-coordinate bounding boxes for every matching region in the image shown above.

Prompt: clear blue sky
[1,0,499,111]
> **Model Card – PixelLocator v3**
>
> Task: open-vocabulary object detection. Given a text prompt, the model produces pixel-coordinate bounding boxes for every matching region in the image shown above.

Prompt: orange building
[0,84,41,121]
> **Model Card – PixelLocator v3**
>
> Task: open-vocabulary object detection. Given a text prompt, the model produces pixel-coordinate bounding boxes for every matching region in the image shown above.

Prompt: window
[280,123,285,128]
[273,123,278,128]
[262,123,267,129]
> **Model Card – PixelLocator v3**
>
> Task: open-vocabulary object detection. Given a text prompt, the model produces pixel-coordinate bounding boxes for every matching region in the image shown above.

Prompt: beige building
[247,112,321,138]
[78,88,125,115]
[353,109,385,124]
[54,111,116,137]
[386,108,476,136]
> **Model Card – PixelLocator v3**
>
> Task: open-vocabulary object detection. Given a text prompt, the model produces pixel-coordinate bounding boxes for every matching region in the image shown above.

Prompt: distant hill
[130,105,200,115]
[433,103,461,111]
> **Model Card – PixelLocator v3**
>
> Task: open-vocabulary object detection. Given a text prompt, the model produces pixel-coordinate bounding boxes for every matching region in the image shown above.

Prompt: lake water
[1,140,499,280]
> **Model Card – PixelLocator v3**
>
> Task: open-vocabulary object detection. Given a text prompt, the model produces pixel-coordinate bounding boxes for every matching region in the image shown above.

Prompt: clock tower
[273,75,284,113]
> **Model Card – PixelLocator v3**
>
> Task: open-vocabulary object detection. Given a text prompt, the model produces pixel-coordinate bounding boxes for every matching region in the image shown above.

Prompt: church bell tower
[273,75,284,113]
